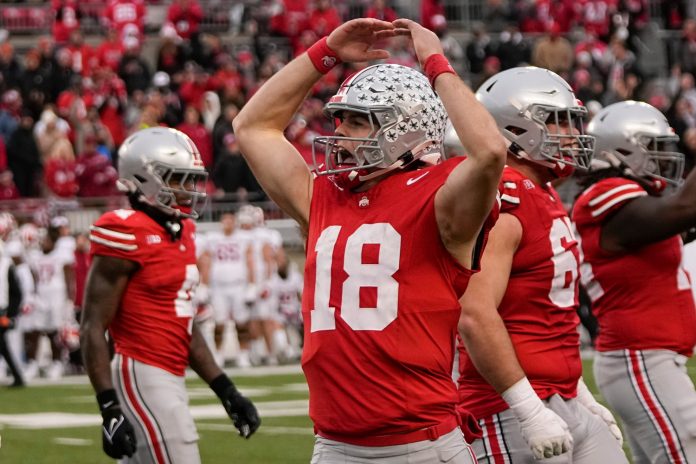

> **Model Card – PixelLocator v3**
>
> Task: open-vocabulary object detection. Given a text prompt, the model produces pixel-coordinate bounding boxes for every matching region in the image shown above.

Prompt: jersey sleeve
[89,210,149,266]
[572,178,647,226]
[498,177,521,215]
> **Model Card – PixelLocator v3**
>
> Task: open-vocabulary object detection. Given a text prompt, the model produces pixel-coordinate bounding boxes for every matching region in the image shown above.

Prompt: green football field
[0,359,694,463]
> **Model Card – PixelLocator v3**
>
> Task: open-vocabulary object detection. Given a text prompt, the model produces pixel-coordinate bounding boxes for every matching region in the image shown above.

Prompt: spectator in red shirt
[52,0,81,45]
[166,0,204,41]
[0,170,20,200]
[420,0,444,31]
[65,30,97,77]
[103,0,146,44]
[365,0,398,22]
[156,26,187,78]
[96,28,125,72]
[178,63,212,111]
[208,54,242,92]
[44,155,78,198]
[308,0,342,37]
[177,105,213,168]
[269,0,309,41]
[75,136,118,197]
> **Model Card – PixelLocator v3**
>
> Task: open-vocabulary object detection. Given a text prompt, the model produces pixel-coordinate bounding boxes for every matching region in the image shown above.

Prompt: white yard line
[52,437,93,446]
[197,424,313,435]
[0,400,309,429]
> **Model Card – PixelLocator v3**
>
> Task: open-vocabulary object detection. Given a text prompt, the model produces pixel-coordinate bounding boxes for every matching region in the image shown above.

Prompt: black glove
[97,389,136,459]
[210,374,261,438]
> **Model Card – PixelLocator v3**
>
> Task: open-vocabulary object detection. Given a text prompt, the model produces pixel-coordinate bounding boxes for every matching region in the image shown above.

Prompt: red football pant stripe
[627,350,686,464]
[120,355,169,464]
[482,415,511,464]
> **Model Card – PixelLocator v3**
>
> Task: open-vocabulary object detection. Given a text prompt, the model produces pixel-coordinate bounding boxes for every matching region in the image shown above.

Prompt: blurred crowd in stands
[0,0,695,203]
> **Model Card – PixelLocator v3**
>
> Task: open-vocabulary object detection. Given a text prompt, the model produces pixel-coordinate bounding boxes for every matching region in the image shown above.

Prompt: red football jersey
[572,177,696,355]
[458,167,582,419]
[302,157,497,444]
[89,209,198,376]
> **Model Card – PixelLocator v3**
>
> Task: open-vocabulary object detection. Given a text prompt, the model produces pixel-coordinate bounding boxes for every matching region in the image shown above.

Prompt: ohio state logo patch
[322,56,337,68]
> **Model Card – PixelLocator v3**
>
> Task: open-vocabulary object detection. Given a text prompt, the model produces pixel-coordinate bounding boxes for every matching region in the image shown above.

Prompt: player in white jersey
[199,212,255,367]
[268,250,303,362]
[238,205,285,364]
[23,226,75,380]
[50,216,77,264]
[251,206,288,362]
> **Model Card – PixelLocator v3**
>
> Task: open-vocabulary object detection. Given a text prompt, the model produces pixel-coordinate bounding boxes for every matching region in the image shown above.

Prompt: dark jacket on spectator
[6,125,42,197]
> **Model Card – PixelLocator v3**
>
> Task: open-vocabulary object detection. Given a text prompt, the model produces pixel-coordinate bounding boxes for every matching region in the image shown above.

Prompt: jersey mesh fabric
[572,177,696,355]
[90,210,198,376]
[303,157,498,443]
[458,166,582,419]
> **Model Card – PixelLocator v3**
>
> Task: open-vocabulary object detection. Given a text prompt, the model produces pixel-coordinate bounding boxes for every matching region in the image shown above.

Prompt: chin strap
[356,159,406,183]
[127,191,183,241]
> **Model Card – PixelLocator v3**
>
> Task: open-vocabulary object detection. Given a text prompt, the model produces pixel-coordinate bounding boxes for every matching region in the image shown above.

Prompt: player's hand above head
[326,18,396,63]
[391,19,444,66]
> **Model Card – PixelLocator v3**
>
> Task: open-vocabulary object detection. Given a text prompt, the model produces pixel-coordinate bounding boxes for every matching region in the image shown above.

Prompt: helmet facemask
[118,127,209,220]
[527,104,594,172]
[150,163,208,219]
[588,101,686,192]
[603,134,684,189]
[313,64,447,189]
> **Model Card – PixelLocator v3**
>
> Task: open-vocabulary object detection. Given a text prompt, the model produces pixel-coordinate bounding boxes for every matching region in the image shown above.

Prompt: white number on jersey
[573,222,605,302]
[549,217,579,307]
[311,223,401,332]
[678,239,692,291]
[175,264,199,333]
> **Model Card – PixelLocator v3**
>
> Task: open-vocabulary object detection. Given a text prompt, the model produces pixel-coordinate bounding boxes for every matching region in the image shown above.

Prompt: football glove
[195,284,210,306]
[502,378,573,460]
[576,377,623,446]
[97,390,136,459]
[210,374,261,438]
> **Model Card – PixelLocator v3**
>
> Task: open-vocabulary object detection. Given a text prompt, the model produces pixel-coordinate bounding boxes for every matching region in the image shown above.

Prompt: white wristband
[501,377,544,422]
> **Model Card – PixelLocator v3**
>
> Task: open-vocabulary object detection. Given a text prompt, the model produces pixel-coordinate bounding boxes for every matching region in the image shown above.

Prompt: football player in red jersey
[455,66,628,463]
[80,127,260,463]
[573,100,696,463]
[234,18,507,463]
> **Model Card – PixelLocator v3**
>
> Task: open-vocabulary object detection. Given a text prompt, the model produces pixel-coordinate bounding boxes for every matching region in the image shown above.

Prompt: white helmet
[19,223,42,250]
[236,204,256,228]
[476,66,594,176]
[252,206,265,227]
[587,100,684,188]
[117,127,208,219]
[314,64,448,179]
[0,212,17,241]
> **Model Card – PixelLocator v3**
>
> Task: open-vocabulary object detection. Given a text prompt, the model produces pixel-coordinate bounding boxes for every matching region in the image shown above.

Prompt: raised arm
[601,168,696,252]
[233,18,396,231]
[392,20,506,265]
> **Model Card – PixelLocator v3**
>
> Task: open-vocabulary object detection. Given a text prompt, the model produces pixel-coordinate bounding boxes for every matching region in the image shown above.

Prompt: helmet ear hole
[506,126,526,136]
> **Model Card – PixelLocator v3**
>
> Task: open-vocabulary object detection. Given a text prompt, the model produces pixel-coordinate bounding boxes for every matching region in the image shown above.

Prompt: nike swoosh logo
[103,416,124,443]
[406,172,430,186]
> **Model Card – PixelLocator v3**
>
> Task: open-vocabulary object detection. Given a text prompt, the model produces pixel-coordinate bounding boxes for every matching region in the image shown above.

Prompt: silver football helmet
[588,100,684,187]
[476,66,594,174]
[313,64,448,176]
[117,127,208,219]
